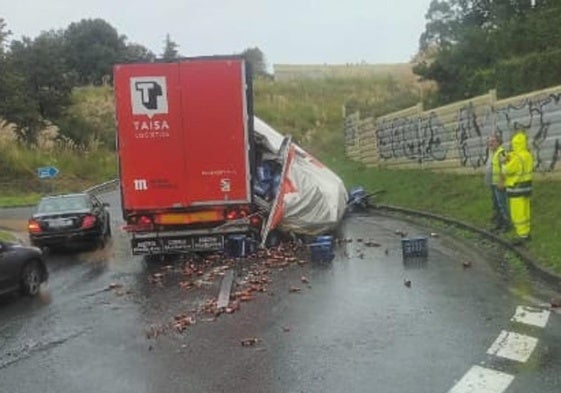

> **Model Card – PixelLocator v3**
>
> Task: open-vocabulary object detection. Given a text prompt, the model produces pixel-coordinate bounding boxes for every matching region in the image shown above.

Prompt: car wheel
[21,261,42,296]
[96,233,107,249]
[105,218,112,238]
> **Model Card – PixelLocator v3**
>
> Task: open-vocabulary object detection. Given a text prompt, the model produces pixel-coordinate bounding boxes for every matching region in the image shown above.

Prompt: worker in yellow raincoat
[502,130,533,243]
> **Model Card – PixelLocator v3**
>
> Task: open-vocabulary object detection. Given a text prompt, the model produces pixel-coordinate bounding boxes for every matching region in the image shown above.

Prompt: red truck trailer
[114,57,259,255]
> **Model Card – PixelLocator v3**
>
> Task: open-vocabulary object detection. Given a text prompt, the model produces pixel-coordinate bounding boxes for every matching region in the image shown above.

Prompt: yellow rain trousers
[502,131,533,238]
[509,196,531,237]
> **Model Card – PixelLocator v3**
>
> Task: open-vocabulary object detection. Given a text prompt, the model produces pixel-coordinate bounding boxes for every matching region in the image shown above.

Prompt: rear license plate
[49,218,73,228]
[132,235,225,255]
[132,239,162,254]
[192,235,223,250]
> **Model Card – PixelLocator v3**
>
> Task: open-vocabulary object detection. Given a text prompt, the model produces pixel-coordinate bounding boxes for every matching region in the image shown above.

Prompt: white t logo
[130,77,168,118]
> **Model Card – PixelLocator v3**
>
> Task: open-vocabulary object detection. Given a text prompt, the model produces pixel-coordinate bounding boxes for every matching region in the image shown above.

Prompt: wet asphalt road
[0,191,560,393]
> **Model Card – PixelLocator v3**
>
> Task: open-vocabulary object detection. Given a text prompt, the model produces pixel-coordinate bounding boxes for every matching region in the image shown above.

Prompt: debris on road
[551,298,561,308]
[108,282,123,290]
[430,232,439,238]
[395,230,408,237]
[404,279,412,288]
[144,241,313,340]
[173,314,196,332]
[282,326,291,332]
[240,337,261,346]
[364,241,381,247]
[462,260,472,269]
[179,281,194,290]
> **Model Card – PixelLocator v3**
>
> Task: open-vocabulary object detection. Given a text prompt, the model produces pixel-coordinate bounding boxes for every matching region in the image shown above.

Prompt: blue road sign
[37,166,59,179]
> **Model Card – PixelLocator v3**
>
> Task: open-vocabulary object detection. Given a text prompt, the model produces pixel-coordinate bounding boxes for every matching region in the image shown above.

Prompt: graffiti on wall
[375,112,449,162]
[456,103,490,168]
[355,90,561,172]
[494,93,561,171]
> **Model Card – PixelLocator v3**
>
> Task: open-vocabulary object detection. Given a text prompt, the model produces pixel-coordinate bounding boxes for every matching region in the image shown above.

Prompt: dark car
[0,240,48,296]
[28,193,111,250]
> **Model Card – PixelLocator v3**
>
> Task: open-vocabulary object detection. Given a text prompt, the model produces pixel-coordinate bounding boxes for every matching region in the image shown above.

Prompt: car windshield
[37,196,90,213]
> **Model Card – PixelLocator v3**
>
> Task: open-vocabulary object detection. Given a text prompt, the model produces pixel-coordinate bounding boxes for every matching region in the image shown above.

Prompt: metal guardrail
[83,178,120,195]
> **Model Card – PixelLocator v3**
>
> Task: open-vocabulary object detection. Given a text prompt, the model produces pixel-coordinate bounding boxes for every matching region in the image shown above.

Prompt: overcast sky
[2,0,431,66]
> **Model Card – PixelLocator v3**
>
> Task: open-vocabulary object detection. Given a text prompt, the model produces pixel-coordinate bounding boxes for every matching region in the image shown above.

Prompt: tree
[241,47,268,76]
[419,0,460,51]
[0,18,10,54]
[2,31,75,145]
[162,34,179,60]
[64,18,127,85]
[124,42,156,63]
[415,0,561,105]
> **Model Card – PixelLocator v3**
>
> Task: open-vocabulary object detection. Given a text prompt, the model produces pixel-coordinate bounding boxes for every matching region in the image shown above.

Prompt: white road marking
[217,269,234,309]
[511,305,551,328]
[487,330,538,363]
[448,365,514,393]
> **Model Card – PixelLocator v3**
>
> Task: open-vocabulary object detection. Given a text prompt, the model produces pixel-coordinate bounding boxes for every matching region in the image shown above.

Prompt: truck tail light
[225,208,249,220]
[81,215,97,229]
[123,215,154,232]
[250,215,262,227]
[28,220,42,234]
[138,215,153,225]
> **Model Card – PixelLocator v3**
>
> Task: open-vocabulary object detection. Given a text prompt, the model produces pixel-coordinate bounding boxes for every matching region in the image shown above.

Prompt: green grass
[0,141,117,203]
[0,193,41,208]
[325,159,561,274]
[0,230,15,242]
[254,76,419,159]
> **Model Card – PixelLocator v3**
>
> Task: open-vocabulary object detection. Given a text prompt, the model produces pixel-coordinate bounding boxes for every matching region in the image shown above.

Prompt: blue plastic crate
[401,236,428,258]
[315,235,333,244]
[225,235,254,258]
[309,238,334,263]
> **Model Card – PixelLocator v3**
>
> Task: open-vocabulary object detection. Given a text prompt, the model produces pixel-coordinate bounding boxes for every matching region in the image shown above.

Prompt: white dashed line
[448,365,514,393]
[447,304,551,392]
[487,330,539,363]
[511,305,551,328]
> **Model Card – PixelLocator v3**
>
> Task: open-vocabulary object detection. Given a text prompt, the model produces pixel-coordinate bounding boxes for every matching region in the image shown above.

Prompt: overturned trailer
[253,117,348,244]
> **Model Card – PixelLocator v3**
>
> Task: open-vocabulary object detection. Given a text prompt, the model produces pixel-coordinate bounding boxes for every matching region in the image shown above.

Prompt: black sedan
[0,240,48,296]
[28,193,111,250]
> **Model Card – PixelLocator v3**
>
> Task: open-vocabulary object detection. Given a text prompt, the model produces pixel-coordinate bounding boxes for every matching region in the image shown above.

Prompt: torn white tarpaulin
[254,117,348,239]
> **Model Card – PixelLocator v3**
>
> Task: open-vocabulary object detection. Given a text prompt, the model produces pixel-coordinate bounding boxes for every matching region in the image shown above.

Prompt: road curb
[375,203,561,293]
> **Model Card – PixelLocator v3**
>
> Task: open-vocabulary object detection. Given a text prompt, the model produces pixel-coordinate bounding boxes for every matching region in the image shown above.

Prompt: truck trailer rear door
[114,58,252,212]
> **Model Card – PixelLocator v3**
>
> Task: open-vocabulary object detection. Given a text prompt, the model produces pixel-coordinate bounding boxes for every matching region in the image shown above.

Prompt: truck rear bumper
[130,226,255,255]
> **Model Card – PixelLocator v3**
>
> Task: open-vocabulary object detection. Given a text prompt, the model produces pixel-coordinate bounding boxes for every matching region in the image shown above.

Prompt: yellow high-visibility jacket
[503,131,533,197]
